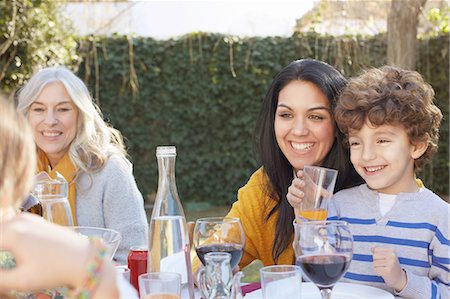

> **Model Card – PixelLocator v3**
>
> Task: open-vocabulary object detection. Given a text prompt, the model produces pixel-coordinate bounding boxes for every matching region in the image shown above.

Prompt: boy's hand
[372,246,407,292]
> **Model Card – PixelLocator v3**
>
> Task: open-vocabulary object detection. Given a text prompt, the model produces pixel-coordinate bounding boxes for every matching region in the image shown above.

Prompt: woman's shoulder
[90,154,133,180]
[238,168,270,197]
[228,167,272,219]
[105,154,132,169]
[243,167,269,188]
[235,167,273,208]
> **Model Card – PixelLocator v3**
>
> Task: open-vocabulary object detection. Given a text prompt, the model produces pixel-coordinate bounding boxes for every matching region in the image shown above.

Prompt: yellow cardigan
[226,167,294,268]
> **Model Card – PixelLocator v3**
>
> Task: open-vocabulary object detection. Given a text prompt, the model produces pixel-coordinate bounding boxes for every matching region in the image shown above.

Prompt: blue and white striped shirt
[329,184,450,299]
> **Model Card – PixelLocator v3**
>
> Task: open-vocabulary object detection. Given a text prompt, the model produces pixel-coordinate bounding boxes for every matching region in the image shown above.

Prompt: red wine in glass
[293,220,353,299]
[195,243,243,269]
[296,254,350,288]
[193,217,246,270]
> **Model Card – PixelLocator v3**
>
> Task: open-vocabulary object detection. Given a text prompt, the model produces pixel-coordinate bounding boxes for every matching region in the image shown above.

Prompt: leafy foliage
[77,33,449,204]
[0,0,77,95]
[1,1,446,204]
[426,4,449,36]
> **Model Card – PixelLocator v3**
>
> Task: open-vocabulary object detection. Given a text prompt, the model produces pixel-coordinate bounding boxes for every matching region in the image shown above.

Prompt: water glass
[260,265,302,299]
[138,272,181,299]
[115,265,130,282]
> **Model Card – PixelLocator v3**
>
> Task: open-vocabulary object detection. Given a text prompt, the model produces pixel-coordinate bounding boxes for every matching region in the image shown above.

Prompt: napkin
[241,282,261,295]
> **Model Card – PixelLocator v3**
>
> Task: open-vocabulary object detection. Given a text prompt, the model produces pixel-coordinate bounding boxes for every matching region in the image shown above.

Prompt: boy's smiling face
[348,121,427,194]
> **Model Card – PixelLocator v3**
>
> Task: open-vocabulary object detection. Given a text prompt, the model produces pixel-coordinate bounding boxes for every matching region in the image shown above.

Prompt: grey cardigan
[76,154,148,264]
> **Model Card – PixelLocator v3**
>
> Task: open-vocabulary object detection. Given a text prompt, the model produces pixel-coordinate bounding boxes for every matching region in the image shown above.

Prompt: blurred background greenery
[1,0,448,209]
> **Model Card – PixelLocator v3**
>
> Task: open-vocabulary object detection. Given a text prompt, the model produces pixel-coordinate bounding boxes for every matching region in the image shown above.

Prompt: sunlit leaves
[0,0,78,95]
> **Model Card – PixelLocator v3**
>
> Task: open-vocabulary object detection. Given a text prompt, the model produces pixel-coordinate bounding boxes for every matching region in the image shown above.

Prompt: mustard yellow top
[192,167,294,273]
[226,167,294,267]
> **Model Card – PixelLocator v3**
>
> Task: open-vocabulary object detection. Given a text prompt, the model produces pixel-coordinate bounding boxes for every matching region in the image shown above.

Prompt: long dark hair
[255,59,363,263]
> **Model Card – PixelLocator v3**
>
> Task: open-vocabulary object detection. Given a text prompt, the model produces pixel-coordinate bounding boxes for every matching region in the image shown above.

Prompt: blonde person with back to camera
[290,66,449,298]
[0,96,139,298]
[16,66,148,264]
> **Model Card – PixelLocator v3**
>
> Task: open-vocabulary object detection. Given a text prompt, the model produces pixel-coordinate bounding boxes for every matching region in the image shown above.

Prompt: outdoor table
[179,281,410,299]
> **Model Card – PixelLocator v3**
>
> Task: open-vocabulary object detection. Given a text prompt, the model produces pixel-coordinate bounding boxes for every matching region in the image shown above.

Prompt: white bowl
[73,226,122,259]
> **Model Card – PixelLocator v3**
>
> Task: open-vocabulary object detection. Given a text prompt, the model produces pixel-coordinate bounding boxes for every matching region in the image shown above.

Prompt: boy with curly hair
[330,66,449,299]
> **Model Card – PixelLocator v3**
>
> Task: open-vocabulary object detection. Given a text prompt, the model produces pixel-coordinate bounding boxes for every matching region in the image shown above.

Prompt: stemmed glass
[293,220,353,299]
[193,217,245,269]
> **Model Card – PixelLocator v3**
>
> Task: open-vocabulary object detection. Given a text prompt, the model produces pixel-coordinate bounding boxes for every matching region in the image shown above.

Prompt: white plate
[243,282,394,299]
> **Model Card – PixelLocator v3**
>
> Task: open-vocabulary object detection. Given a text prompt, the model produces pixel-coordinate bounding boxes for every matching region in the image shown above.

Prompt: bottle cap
[156,146,176,157]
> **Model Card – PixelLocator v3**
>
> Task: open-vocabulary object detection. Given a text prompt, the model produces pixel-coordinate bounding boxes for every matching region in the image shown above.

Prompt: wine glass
[293,220,353,299]
[193,217,245,269]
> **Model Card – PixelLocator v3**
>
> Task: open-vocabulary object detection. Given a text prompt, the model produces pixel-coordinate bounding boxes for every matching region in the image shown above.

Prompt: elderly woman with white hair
[17,66,148,263]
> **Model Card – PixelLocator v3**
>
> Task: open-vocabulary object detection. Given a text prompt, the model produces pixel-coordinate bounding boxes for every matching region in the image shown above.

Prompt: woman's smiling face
[274,80,335,171]
[28,81,79,167]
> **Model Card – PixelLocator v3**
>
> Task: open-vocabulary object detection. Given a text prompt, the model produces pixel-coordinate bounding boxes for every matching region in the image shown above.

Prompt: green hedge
[77,33,449,204]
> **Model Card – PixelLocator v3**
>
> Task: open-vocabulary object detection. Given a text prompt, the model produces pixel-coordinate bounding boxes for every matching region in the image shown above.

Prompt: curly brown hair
[334,66,442,170]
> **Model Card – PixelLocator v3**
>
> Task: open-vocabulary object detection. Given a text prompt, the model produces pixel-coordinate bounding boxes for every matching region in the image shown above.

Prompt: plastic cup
[138,272,181,299]
[260,265,302,299]
[299,165,338,220]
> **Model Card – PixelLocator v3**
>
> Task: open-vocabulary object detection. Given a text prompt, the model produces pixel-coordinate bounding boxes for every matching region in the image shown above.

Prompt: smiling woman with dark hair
[192,59,362,273]
[251,59,362,265]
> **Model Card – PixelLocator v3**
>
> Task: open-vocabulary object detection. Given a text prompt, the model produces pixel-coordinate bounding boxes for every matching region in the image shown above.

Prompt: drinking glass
[299,165,338,220]
[293,220,353,299]
[193,217,245,269]
[32,171,74,226]
[73,226,122,259]
[260,265,302,299]
[139,272,181,299]
[115,265,130,282]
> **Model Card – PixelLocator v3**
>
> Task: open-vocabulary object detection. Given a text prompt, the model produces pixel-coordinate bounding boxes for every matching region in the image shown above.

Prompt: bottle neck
[157,154,176,188]
[153,154,185,218]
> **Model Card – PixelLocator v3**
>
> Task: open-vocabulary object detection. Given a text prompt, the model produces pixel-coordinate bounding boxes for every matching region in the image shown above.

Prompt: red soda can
[127,246,148,292]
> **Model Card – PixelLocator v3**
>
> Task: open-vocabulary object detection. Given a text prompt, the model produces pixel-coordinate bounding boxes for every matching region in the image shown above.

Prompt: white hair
[17,66,127,174]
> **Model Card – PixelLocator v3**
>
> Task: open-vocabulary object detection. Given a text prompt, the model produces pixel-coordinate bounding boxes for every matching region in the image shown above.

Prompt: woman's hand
[286,170,306,217]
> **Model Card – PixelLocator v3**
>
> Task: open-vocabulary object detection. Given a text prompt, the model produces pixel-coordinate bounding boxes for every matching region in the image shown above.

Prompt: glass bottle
[148,146,195,299]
